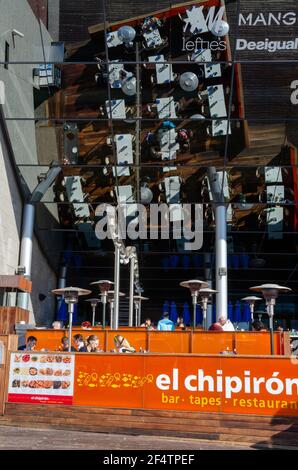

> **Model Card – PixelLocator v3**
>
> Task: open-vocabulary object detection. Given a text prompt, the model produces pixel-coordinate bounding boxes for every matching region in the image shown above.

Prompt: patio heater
[179,72,199,92]
[107,290,125,328]
[84,298,101,327]
[133,295,149,326]
[250,284,292,354]
[51,287,91,352]
[241,296,262,322]
[117,25,136,48]
[210,21,229,37]
[180,280,208,328]
[199,288,218,330]
[90,280,114,328]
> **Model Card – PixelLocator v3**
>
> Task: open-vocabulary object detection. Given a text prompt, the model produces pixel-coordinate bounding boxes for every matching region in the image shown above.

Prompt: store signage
[8,352,75,405]
[73,355,298,417]
[236,38,298,53]
[238,12,297,27]
[7,353,298,416]
[290,80,298,105]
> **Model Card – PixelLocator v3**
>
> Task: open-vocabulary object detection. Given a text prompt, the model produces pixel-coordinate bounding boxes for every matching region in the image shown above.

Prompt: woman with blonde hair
[113,335,136,353]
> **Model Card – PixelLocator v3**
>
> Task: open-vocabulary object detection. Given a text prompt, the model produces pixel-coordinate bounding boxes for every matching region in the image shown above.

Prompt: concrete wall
[0,116,22,276]
[0,0,58,324]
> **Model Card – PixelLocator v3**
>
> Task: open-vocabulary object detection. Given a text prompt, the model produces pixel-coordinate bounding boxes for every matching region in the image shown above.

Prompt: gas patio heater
[133,295,149,326]
[90,280,114,328]
[52,287,91,352]
[84,298,101,327]
[180,280,209,328]
[241,296,262,322]
[199,288,218,330]
[250,284,292,354]
[107,290,125,328]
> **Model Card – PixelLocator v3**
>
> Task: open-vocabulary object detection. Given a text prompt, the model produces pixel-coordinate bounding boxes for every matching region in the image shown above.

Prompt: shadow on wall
[252,405,298,449]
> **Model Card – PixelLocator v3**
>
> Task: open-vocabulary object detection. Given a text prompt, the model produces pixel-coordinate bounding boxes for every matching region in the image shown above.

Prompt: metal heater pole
[67,303,74,352]
[129,256,135,327]
[113,243,121,330]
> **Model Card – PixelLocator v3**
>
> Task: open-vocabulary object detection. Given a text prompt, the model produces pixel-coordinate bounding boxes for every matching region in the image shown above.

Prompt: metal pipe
[17,203,35,310]
[202,298,208,330]
[135,43,141,202]
[110,300,114,328]
[215,203,228,320]
[129,256,135,326]
[138,300,142,326]
[57,264,67,312]
[192,293,197,329]
[67,303,74,352]
[267,301,275,355]
[102,294,107,328]
[204,253,213,329]
[134,301,139,327]
[113,243,121,329]
[207,168,228,320]
[91,305,96,327]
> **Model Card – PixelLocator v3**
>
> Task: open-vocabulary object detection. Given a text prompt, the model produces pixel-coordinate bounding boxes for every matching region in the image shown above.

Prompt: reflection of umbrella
[228,300,233,321]
[162,120,176,129]
[163,300,169,314]
[182,302,191,325]
[243,303,251,322]
[161,257,170,271]
[193,254,202,268]
[170,255,179,268]
[182,255,190,270]
[234,300,241,323]
[196,304,203,325]
[170,301,178,324]
[232,255,240,269]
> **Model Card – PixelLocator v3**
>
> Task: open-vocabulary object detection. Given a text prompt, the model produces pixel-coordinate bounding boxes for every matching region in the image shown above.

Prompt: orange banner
[74,354,298,417]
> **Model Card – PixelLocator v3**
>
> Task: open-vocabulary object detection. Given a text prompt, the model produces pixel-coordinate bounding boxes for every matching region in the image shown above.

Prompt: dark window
[4,42,9,69]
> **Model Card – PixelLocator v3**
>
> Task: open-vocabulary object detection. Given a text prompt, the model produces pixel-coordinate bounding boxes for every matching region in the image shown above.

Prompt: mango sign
[73,354,298,417]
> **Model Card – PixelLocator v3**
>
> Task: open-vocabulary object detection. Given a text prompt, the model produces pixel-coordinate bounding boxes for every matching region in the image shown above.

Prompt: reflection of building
[0,0,63,324]
[1,0,296,326]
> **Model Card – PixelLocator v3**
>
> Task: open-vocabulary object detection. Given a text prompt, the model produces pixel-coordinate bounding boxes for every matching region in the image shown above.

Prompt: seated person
[113,335,136,353]
[52,320,63,330]
[222,318,235,332]
[59,336,76,352]
[157,312,175,331]
[252,320,267,332]
[81,321,92,330]
[86,335,102,352]
[140,318,155,330]
[18,335,37,351]
[73,334,86,352]
[209,316,227,331]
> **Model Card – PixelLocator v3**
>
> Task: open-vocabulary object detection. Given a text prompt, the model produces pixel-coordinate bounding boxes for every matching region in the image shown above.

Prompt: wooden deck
[1,403,298,448]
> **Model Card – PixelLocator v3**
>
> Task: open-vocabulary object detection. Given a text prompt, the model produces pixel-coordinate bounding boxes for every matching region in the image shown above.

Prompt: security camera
[12,29,24,38]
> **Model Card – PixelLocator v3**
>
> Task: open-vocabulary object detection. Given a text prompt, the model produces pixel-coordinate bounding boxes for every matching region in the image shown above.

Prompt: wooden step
[2,404,298,447]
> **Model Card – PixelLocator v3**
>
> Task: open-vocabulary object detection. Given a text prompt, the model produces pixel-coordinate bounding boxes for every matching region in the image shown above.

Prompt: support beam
[207,167,228,320]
